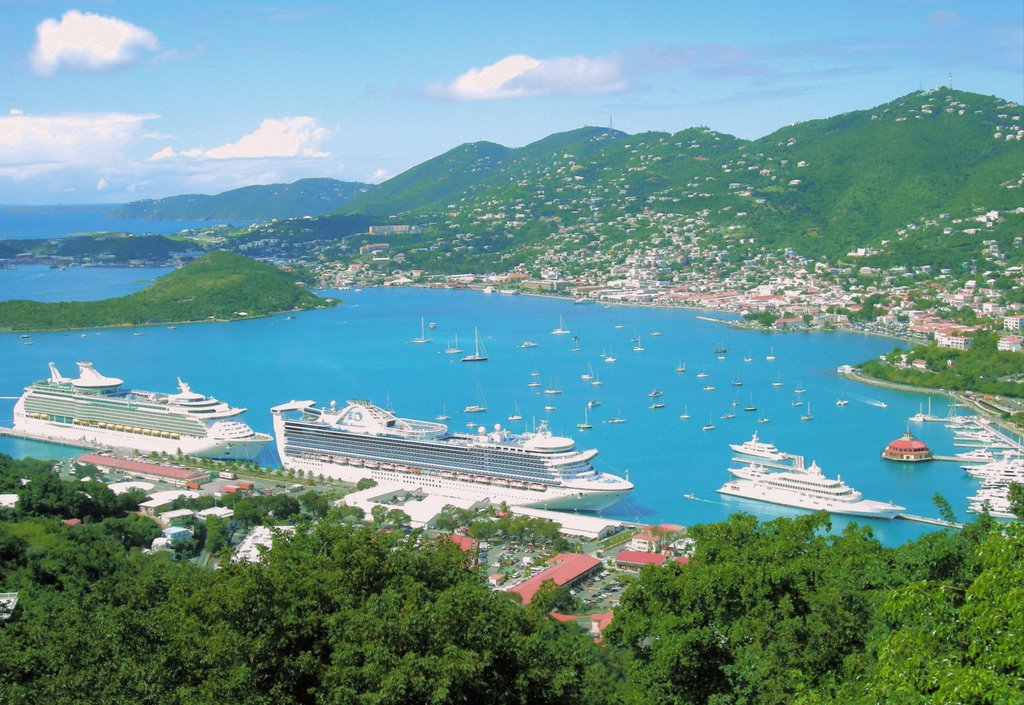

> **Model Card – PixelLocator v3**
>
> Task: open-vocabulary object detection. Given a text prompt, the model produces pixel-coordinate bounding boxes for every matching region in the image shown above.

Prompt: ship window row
[26,397,204,435]
[763,479,852,496]
[284,436,556,478]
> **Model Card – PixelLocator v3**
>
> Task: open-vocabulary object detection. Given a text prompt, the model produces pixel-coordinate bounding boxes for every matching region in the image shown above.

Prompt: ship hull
[717,480,903,519]
[279,453,631,511]
[13,408,270,461]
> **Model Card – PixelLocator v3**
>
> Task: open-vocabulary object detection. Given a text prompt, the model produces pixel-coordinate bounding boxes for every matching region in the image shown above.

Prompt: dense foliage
[0,251,331,331]
[1,454,1020,704]
[859,331,1024,398]
[109,178,370,221]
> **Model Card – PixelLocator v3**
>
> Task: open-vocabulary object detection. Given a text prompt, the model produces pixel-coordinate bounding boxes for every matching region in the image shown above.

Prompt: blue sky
[0,0,1021,204]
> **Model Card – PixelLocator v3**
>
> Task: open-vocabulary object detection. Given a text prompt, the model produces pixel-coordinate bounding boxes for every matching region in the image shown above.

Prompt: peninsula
[0,251,331,331]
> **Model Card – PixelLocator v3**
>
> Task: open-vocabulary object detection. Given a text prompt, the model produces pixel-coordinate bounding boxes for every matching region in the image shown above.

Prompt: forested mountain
[110,178,370,221]
[0,453,1020,704]
[334,88,1022,266]
[0,251,329,330]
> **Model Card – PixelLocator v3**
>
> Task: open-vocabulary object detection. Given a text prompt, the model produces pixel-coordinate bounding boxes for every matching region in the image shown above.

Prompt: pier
[895,513,963,529]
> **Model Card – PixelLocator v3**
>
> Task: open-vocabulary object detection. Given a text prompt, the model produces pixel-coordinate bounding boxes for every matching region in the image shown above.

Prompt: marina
[0,283,1009,545]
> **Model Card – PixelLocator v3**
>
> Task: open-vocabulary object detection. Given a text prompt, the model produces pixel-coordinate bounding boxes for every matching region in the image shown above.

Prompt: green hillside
[327,89,1022,271]
[0,251,330,331]
[110,178,370,221]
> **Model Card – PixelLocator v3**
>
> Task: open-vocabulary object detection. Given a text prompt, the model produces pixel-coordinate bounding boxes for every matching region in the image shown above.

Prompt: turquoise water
[0,206,236,240]
[0,286,984,545]
[0,265,172,302]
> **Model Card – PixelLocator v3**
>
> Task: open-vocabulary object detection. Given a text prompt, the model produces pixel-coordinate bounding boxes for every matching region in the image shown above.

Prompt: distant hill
[110,178,371,221]
[332,89,1022,265]
[0,251,332,331]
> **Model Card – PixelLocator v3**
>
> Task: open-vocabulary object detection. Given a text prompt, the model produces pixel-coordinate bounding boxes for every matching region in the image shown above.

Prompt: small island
[0,251,333,331]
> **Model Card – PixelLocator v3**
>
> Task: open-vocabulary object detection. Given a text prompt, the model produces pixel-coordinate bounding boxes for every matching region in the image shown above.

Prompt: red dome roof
[886,432,930,452]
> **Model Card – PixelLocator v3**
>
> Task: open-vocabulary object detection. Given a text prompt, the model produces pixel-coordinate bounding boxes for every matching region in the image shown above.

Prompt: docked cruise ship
[13,362,271,460]
[717,462,905,519]
[271,398,634,510]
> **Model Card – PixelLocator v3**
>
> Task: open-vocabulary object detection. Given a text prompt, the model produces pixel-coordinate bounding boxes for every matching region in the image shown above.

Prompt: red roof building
[77,454,205,483]
[509,553,601,604]
[881,431,933,462]
[615,550,667,568]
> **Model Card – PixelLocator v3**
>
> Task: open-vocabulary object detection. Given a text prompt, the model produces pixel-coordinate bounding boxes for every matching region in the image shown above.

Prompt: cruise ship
[13,362,271,460]
[717,462,905,519]
[271,398,634,510]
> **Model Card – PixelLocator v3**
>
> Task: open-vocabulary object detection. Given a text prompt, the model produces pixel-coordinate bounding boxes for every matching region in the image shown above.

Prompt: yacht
[836,399,849,406]
[577,406,593,430]
[729,431,786,461]
[461,327,488,362]
[519,340,538,349]
[717,462,905,518]
[444,335,464,355]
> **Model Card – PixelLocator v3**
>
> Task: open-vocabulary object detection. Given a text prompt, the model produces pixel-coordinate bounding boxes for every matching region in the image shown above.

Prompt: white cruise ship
[271,398,633,511]
[13,362,271,460]
[717,462,905,519]
[729,431,786,461]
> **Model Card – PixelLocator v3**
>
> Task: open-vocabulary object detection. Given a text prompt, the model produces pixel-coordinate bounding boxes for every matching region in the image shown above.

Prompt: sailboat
[743,394,757,412]
[679,405,691,420]
[766,346,776,361]
[591,371,604,386]
[508,402,523,422]
[461,327,488,362]
[703,411,716,431]
[606,403,626,424]
[435,404,450,421]
[551,314,570,335]
[801,402,814,421]
[527,371,541,388]
[633,332,645,352]
[675,361,686,373]
[464,387,488,413]
[771,372,783,387]
[444,334,463,354]
[577,405,593,430]
[743,350,753,363]
[581,362,594,381]
[410,316,432,344]
[543,377,563,395]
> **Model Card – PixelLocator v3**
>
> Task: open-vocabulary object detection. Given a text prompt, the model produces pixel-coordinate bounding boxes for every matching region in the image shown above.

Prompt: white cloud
[31,10,159,76]
[0,111,159,173]
[370,168,390,183]
[426,53,626,101]
[150,117,331,161]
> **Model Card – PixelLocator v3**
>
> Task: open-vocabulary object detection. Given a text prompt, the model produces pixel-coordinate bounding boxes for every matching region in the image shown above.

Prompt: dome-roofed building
[882,430,933,462]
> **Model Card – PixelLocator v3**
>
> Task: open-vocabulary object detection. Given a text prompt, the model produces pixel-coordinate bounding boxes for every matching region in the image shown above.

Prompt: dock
[0,426,99,451]
[895,513,963,529]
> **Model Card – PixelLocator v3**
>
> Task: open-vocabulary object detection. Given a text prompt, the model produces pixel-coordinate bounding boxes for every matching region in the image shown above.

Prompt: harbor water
[0,278,988,545]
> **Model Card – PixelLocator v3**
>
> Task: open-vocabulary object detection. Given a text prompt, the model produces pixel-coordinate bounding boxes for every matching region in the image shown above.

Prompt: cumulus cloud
[425,53,626,100]
[30,11,159,75]
[150,117,331,161]
[0,110,159,176]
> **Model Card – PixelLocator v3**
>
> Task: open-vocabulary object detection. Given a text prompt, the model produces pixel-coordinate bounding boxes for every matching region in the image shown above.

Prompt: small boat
[703,417,716,432]
[650,331,662,337]
[675,361,686,373]
[794,383,806,394]
[587,399,601,408]
[581,363,594,380]
[444,335,464,354]
[758,416,771,424]
[801,403,814,421]
[648,389,663,398]
[791,399,804,407]
[679,405,691,420]
[633,334,645,352]
[543,405,557,411]
[743,351,753,363]
[766,346,776,361]
[721,411,736,420]
[519,340,538,349]
[590,373,604,386]
[650,403,665,410]
[543,378,563,395]
[428,321,437,329]
[606,417,627,424]
[508,403,523,422]
[771,373,783,387]
[836,399,849,406]
[696,371,709,379]
[464,405,487,414]
[714,343,728,354]
[577,406,593,430]
[410,317,432,344]
[435,404,450,421]
[551,314,570,335]
[461,327,488,362]
[732,378,743,387]
[702,385,716,392]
